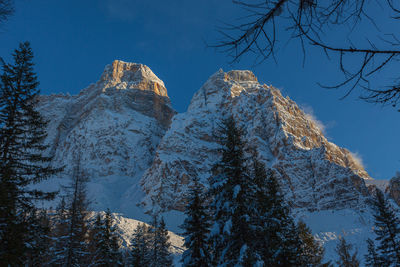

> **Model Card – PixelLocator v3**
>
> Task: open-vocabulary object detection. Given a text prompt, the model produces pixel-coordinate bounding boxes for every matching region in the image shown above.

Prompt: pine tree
[65,161,90,266]
[149,216,173,267]
[180,176,211,267]
[0,42,61,265]
[371,189,400,266]
[89,210,122,267]
[335,237,360,267]
[365,238,382,267]
[297,220,326,267]
[130,223,151,267]
[25,209,53,266]
[50,159,90,266]
[261,167,303,266]
[250,155,271,265]
[51,197,70,266]
[208,116,259,266]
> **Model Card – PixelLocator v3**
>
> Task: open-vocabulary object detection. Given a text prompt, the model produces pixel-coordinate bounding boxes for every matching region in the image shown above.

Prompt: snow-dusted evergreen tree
[208,116,259,266]
[259,165,303,266]
[51,197,70,266]
[65,161,90,266]
[180,176,211,267]
[335,237,360,267]
[25,209,53,266]
[149,216,173,267]
[51,158,90,266]
[0,42,61,265]
[297,220,326,266]
[365,238,382,267]
[371,189,400,266]
[130,223,151,266]
[89,210,122,267]
[250,154,271,265]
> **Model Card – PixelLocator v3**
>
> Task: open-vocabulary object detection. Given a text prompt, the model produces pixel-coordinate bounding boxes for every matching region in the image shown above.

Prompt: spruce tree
[180,176,211,267]
[51,197,70,266]
[25,209,52,266]
[65,161,90,266]
[89,210,122,267]
[365,238,382,267]
[208,116,262,266]
[88,214,103,265]
[130,223,151,267]
[297,220,326,266]
[149,216,173,267]
[51,159,90,266]
[371,189,400,266]
[335,237,360,267]
[261,167,303,266]
[251,155,271,265]
[0,42,61,265]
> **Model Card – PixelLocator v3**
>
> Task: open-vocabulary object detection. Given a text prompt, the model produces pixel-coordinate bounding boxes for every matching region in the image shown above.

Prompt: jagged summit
[36,61,175,220]
[99,60,168,97]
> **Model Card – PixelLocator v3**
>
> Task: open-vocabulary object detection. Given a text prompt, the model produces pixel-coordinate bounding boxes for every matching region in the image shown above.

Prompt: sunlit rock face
[141,69,371,213]
[37,60,175,214]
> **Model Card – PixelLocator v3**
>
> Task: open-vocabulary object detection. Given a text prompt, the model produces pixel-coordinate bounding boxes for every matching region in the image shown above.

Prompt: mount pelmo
[38,60,383,260]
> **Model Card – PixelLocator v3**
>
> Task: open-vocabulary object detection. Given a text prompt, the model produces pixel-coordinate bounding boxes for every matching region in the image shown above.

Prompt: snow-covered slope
[87,211,184,255]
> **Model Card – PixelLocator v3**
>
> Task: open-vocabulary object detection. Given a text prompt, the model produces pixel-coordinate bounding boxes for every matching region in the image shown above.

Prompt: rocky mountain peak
[99,60,168,97]
[142,69,371,214]
[36,61,175,215]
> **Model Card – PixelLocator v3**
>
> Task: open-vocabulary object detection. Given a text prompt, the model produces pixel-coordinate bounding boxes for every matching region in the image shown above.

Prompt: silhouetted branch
[0,0,13,26]
[212,0,400,109]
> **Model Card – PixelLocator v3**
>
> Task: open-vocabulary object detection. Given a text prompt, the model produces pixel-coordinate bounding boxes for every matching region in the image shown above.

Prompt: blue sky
[1,0,398,180]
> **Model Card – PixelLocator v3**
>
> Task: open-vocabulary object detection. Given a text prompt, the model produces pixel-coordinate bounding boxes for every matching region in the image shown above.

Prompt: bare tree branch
[212,0,400,109]
[0,0,13,27]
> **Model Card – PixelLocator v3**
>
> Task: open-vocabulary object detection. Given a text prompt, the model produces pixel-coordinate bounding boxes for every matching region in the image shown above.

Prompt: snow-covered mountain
[38,60,388,263]
[37,60,175,222]
[141,69,371,215]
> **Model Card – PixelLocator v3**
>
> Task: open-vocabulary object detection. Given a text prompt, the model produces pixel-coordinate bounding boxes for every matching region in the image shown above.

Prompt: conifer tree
[89,210,122,267]
[149,216,173,267]
[130,223,151,267]
[261,166,303,266]
[335,237,360,267]
[365,238,382,267]
[0,42,61,265]
[51,159,90,266]
[51,197,70,266]
[65,161,90,266]
[25,209,53,266]
[250,155,271,265]
[181,176,211,267]
[297,220,326,267]
[371,189,400,266]
[208,116,260,266]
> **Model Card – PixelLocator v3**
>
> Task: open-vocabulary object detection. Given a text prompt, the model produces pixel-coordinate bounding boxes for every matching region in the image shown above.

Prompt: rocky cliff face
[37,60,175,215]
[141,69,370,213]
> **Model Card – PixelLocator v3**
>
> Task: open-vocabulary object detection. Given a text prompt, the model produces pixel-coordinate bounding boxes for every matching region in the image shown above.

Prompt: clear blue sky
[1,0,398,180]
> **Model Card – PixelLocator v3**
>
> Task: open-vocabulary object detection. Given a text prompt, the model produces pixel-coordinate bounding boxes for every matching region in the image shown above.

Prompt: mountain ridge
[36,60,389,263]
